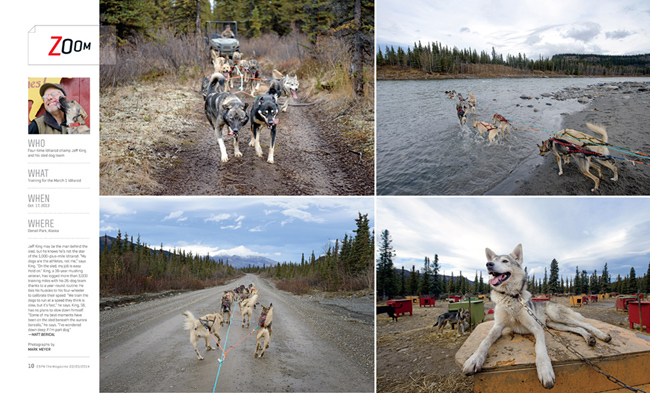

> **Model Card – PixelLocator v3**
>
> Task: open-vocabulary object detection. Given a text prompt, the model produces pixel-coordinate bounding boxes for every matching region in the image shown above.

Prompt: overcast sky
[377,0,650,60]
[377,197,650,282]
[100,197,374,263]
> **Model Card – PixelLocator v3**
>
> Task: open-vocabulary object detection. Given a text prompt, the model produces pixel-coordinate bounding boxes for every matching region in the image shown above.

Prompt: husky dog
[57,96,90,134]
[433,309,470,336]
[376,305,398,322]
[492,113,512,136]
[221,292,233,324]
[254,303,274,358]
[462,244,611,389]
[249,89,280,163]
[472,121,502,143]
[456,104,467,126]
[537,123,618,191]
[271,70,299,112]
[247,59,261,95]
[204,72,250,162]
[182,311,224,360]
[240,288,259,328]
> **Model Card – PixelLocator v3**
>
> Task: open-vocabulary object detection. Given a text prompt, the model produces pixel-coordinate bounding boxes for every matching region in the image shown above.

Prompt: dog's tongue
[490,274,506,286]
[291,90,298,99]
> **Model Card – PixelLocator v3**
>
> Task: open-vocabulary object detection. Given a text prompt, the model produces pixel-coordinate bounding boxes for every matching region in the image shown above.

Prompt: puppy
[58,96,90,134]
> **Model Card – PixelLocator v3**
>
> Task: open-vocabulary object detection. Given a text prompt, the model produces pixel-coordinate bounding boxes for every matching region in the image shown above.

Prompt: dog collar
[493,277,527,299]
[68,123,81,127]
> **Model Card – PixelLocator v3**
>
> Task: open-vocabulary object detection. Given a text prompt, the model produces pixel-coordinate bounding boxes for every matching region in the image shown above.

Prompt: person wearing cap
[222,25,234,38]
[28,83,68,134]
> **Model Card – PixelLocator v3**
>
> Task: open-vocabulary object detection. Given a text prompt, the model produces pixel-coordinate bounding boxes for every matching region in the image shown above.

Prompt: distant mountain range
[210,254,279,269]
[99,235,279,269]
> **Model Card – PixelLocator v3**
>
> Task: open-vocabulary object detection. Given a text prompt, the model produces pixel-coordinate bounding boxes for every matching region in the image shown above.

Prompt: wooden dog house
[628,301,650,333]
[387,299,412,316]
[419,296,435,307]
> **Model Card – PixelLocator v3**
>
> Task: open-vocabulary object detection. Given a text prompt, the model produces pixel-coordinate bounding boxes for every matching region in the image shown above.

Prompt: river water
[376,77,647,195]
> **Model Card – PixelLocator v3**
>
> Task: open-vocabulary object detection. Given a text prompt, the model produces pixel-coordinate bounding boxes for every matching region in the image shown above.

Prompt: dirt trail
[154,84,373,196]
[100,274,374,392]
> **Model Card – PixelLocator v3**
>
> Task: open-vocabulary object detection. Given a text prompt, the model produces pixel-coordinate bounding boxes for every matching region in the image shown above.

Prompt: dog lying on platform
[182,311,224,360]
[462,244,611,389]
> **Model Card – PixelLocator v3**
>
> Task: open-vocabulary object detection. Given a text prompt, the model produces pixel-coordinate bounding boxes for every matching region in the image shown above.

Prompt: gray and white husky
[204,72,250,162]
[462,244,611,389]
[271,70,299,112]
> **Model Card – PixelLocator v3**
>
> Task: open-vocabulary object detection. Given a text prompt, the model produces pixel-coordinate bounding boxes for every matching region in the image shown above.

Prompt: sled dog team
[183,283,274,360]
[202,49,299,164]
[449,90,619,191]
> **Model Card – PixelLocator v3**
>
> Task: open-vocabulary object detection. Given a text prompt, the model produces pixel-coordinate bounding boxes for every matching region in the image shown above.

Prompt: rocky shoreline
[494,80,650,195]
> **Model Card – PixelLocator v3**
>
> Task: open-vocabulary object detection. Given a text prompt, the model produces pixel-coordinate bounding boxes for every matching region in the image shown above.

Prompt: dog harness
[222,299,231,312]
[199,316,217,331]
[550,138,603,157]
[258,310,268,327]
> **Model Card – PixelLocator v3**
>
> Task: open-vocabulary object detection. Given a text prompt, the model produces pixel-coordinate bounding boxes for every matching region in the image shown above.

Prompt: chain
[518,297,646,393]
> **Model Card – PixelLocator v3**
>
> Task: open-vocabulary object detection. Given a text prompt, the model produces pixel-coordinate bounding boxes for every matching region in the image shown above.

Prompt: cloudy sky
[377,0,650,60]
[100,197,374,263]
[377,197,650,282]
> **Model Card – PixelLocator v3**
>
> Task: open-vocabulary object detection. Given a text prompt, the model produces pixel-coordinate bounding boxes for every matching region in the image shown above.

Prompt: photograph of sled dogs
[376,197,650,392]
[99,2,374,196]
[376,0,650,195]
[100,196,375,392]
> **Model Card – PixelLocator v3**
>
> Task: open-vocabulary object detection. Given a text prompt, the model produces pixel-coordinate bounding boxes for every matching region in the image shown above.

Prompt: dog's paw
[536,358,555,389]
[587,335,596,346]
[267,157,274,164]
[537,366,555,389]
[221,155,229,163]
[235,151,242,158]
[462,354,484,375]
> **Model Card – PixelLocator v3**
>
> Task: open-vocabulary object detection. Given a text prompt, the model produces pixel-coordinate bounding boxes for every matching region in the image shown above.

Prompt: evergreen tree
[629,267,638,293]
[431,254,442,298]
[376,229,397,300]
[645,262,650,293]
[601,263,610,293]
[549,259,559,294]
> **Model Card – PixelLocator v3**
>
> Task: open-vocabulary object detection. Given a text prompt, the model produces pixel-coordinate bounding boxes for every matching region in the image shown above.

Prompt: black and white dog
[204,72,250,162]
[249,86,280,163]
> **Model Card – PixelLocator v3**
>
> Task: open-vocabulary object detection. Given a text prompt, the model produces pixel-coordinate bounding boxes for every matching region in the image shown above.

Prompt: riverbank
[486,81,650,195]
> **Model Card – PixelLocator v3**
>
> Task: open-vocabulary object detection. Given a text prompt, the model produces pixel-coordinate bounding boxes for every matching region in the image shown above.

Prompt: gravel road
[100,274,374,392]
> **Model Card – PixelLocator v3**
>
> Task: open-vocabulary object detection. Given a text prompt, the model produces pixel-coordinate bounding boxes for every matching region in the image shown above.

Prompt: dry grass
[100,80,201,195]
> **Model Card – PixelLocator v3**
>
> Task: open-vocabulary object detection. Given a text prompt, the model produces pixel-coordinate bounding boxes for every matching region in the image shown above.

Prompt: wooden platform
[455,319,650,393]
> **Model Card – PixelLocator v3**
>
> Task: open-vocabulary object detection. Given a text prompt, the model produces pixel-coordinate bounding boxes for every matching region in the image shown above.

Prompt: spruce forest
[377,41,650,76]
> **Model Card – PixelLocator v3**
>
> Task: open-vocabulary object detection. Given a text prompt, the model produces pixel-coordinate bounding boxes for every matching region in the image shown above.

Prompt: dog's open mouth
[489,272,511,286]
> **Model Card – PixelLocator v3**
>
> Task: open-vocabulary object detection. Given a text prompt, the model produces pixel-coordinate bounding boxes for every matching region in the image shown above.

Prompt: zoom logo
[48,36,92,56]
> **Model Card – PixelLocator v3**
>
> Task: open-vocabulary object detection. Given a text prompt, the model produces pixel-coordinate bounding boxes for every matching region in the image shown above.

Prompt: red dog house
[628,301,650,333]
[419,296,435,307]
[387,299,412,316]
[616,296,638,311]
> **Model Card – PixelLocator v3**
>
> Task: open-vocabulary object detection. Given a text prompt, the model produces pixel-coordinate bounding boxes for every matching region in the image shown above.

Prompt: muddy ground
[376,297,642,393]
[100,77,374,196]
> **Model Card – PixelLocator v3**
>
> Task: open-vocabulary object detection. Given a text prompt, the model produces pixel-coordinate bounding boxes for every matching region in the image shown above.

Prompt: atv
[205,21,240,58]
